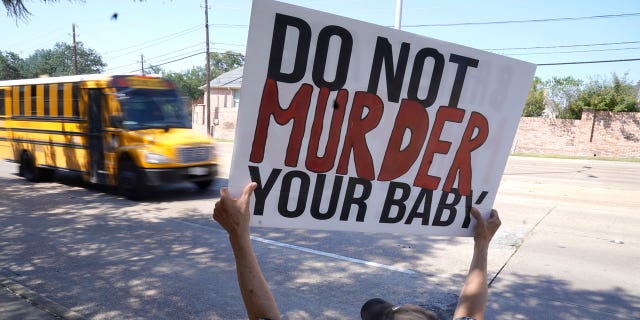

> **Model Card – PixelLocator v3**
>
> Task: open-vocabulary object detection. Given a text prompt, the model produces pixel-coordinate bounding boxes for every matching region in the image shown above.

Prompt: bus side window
[0,88,5,116]
[43,84,50,117]
[72,83,80,118]
[30,85,37,117]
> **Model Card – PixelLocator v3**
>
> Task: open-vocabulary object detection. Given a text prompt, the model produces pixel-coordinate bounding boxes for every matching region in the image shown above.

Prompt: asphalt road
[1,146,639,319]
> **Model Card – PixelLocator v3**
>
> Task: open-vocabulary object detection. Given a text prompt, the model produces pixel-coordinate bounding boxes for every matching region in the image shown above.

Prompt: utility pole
[394,0,403,30]
[72,23,79,74]
[204,0,212,136]
[140,54,145,75]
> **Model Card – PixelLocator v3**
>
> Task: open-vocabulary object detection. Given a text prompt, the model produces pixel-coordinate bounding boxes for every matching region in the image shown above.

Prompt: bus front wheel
[117,159,147,200]
[194,179,213,191]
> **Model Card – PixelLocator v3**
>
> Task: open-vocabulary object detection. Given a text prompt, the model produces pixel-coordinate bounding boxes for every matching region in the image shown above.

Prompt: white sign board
[229,0,536,236]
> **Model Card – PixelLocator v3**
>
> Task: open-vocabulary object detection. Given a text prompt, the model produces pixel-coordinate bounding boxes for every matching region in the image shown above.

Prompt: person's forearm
[453,243,489,320]
[230,235,280,320]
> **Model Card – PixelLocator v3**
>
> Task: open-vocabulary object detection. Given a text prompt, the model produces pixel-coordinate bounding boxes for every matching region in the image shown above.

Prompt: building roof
[200,66,243,90]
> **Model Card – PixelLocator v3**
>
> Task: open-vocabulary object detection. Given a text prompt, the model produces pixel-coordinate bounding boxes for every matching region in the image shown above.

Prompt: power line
[484,40,640,51]
[506,46,640,56]
[146,48,205,66]
[537,58,640,66]
[102,24,201,57]
[403,12,640,27]
[128,51,205,73]
[210,23,248,28]
[146,42,205,61]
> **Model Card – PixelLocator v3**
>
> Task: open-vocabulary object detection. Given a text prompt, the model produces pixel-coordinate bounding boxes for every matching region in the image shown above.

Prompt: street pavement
[1,144,639,319]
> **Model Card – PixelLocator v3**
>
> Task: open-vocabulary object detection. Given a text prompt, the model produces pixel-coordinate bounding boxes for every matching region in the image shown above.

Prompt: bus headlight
[145,152,171,164]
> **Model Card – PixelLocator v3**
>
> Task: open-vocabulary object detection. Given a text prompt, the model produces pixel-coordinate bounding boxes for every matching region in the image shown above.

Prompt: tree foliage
[153,51,245,103]
[208,51,245,79]
[570,74,639,118]
[21,42,106,77]
[0,50,24,80]
[163,66,207,101]
[544,76,583,119]
[0,42,106,80]
[522,76,545,117]
[3,0,64,19]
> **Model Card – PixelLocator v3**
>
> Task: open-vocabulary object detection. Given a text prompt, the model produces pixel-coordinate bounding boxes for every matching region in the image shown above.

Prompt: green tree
[22,42,106,77]
[545,76,583,119]
[570,74,639,118]
[4,1,145,20]
[209,51,245,79]
[522,76,545,117]
[156,51,245,102]
[163,66,207,101]
[0,50,24,80]
[3,0,65,19]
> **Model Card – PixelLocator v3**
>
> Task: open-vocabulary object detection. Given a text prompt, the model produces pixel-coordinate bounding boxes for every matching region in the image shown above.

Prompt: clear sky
[2,0,639,83]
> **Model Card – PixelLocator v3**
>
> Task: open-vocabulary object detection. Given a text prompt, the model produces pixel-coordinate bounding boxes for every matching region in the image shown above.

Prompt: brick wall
[211,106,239,141]
[513,110,640,158]
[192,88,239,140]
[194,106,639,159]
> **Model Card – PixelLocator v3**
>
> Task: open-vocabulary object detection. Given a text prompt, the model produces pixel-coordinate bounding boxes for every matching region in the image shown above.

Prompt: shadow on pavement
[488,273,640,319]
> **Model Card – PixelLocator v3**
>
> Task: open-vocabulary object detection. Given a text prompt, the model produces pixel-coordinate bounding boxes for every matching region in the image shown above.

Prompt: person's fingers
[471,207,487,229]
[213,200,227,220]
[489,209,499,219]
[488,209,501,227]
[242,182,257,200]
[470,207,482,221]
[220,187,229,199]
[212,201,219,219]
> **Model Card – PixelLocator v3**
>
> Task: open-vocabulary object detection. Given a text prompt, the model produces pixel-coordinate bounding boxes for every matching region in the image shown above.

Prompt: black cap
[360,298,440,320]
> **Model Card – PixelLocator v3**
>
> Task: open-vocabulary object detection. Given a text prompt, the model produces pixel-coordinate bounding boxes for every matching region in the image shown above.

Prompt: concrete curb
[0,274,86,320]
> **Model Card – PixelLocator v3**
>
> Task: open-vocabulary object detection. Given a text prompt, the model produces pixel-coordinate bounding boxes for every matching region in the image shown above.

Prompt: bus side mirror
[110,114,123,128]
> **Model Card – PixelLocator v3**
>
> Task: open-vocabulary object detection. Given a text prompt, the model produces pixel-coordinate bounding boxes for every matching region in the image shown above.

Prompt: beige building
[192,67,242,140]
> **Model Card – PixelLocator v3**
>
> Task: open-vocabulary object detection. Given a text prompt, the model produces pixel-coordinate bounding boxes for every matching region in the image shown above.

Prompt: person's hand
[213,182,257,240]
[471,207,501,247]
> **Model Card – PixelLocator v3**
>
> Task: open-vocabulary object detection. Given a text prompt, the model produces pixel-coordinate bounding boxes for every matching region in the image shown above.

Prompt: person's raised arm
[213,182,280,320]
[453,208,501,320]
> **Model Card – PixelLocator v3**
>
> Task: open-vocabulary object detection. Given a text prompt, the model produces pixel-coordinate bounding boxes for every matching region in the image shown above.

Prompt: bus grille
[178,146,212,164]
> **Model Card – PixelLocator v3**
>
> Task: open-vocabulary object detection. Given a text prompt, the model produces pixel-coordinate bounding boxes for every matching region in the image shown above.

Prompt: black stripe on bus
[72,83,79,117]
[57,83,64,116]
[44,85,50,116]
[10,116,84,122]
[19,86,25,115]
[31,85,37,116]
[0,88,5,116]
[6,127,88,136]
[6,137,87,149]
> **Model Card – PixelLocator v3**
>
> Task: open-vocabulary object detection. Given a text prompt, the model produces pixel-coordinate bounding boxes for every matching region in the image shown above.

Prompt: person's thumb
[242,182,257,199]
[220,187,229,199]
[470,207,483,222]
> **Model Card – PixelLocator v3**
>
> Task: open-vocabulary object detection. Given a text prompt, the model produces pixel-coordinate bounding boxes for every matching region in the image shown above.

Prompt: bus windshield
[116,88,191,130]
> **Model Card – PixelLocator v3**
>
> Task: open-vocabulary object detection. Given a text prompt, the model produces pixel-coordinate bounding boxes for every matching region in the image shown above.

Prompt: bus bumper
[141,164,217,186]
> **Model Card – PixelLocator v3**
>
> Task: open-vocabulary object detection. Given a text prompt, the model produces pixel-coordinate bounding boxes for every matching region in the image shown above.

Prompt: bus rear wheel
[117,158,148,200]
[20,151,41,182]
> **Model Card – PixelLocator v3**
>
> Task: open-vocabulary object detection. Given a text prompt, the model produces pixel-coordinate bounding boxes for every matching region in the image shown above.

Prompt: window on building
[232,89,240,108]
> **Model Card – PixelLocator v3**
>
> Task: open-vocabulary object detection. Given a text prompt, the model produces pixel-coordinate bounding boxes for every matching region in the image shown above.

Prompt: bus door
[88,89,106,184]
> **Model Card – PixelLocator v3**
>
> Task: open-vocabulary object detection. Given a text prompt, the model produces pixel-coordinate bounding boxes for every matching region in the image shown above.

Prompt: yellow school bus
[0,74,217,199]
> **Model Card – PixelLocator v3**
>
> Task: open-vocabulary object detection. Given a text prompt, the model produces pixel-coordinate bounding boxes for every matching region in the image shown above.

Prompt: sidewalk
[0,279,59,320]
[0,275,83,320]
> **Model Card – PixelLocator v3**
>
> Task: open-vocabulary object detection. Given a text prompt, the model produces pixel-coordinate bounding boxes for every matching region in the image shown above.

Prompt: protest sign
[228,0,536,236]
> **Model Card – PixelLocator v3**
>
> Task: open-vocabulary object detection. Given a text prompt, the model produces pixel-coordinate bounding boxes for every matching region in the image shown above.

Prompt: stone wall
[194,106,640,159]
[513,110,640,158]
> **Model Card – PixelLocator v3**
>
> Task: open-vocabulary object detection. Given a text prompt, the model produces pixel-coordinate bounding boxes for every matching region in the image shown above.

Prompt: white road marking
[173,219,416,274]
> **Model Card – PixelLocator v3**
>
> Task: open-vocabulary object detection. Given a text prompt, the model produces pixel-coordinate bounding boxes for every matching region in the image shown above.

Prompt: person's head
[361,298,440,320]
